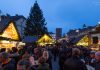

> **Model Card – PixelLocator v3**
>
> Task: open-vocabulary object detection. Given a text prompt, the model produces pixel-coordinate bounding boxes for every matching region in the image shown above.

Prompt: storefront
[90,25,100,51]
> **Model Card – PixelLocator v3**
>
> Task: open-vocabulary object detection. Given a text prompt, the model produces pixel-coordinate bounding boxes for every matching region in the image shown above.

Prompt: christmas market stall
[0,21,22,49]
[37,34,55,46]
[72,35,90,47]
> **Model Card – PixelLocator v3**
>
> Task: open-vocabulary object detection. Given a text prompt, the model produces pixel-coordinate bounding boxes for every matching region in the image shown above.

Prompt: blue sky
[0,0,100,33]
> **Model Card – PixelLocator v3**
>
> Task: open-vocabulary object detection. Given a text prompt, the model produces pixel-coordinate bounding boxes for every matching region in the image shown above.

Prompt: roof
[67,26,95,36]
[1,15,26,21]
[90,25,100,34]
[0,18,11,33]
[23,36,38,43]
[67,29,78,36]
[10,15,26,21]
[0,21,21,41]
[0,15,26,34]
[37,34,54,43]
[71,35,85,44]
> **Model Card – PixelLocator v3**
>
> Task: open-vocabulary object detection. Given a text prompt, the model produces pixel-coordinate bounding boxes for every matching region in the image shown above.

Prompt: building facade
[67,26,96,46]
[67,26,95,39]
[90,25,100,45]
[56,28,62,40]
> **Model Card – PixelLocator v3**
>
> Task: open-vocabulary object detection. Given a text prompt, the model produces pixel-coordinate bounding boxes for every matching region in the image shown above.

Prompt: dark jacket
[37,63,50,70]
[2,59,16,70]
[63,56,87,70]
[95,61,100,70]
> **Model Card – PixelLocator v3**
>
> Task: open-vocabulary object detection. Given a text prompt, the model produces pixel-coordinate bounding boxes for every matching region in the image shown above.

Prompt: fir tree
[24,1,48,36]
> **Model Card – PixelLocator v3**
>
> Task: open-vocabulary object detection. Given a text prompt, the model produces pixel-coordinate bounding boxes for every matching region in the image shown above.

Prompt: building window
[92,37,98,44]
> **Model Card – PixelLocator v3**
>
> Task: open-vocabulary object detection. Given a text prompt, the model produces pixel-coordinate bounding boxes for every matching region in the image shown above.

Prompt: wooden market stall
[76,35,90,46]
[37,34,55,46]
[71,35,90,47]
[0,21,21,49]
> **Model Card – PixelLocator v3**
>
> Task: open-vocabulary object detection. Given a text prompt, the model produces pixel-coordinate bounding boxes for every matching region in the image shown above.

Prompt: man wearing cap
[95,51,100,70]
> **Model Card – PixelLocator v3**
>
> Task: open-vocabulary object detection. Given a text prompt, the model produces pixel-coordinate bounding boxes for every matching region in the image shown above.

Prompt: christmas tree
[24,1,48,36]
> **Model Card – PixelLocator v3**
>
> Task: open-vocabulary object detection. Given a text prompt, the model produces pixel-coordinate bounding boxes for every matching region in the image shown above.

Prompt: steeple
[35,0,38,3]
[83,24,87,28]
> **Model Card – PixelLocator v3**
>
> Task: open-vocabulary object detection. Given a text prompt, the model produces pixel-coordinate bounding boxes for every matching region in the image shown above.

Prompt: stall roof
[0,21,21,41]
[23,36,38,43]
[38,34,53,43]
[0,19,11,33]
[71,35,85,44]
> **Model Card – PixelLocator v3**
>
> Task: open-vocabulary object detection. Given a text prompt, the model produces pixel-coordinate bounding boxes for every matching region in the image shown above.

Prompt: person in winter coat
[17,59,31,70]
[37,57,50,70]
[0,52,16,70]
[63,48,87,70]
[42,49,52,70]
[95,51,100,70]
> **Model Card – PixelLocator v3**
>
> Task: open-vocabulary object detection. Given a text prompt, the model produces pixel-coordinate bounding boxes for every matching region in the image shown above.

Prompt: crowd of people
[0,44,100,70]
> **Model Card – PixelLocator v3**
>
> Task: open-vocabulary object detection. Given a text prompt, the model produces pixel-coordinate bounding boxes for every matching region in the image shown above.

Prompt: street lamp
[76,29,79,33]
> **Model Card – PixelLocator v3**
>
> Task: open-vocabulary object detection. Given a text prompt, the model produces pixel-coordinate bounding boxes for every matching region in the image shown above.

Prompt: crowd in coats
[0,44,100,70]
